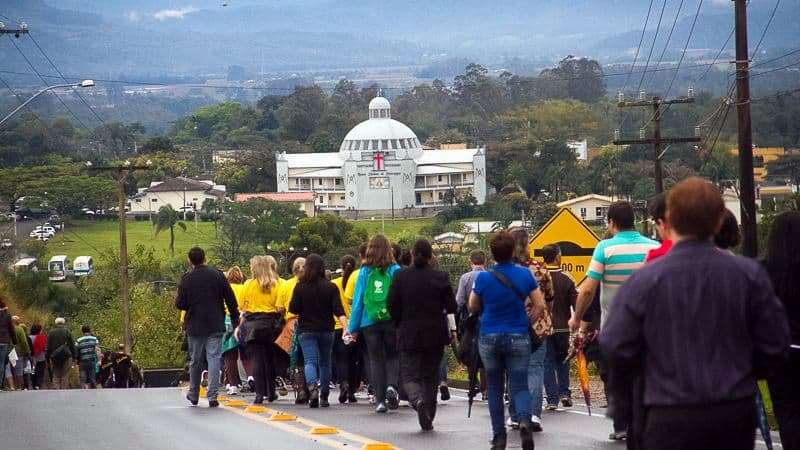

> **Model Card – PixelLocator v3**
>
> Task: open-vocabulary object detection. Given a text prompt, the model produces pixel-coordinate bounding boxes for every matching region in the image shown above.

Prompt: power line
[750,0,781,59]
[749,48,800,69]
[662,0,704,100]
[650,0,686,90]
[26,32,107,125]
[4,36,91,130]
[748,59,800,78]
[636,0,668,93]
[751,86,800,102]
[623,0,656,93]
[696,28,735,83]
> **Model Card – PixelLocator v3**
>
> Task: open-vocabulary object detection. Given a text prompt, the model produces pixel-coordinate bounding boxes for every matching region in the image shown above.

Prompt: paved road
[0,387,780,450]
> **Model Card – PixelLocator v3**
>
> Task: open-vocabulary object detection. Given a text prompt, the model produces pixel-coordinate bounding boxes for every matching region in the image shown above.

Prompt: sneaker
[227,385,239,396]
[530,416,543,432]
[609,430,627,441]
[247,376,255,392]
[561,396,573,408]
[186,394,199,406]
[439,385,451,401]
[348,393,358,403]
[545,403,558,411]
[338,383,348,404]
[320,392,330,408]
[519,421,534,450]
[375,402,388,413]
[201,370,208,388]
[506,417,520,429]
[399,400,410,408]
[309,385,320,409]
[276,378,289,397]
[208,399,219,408]
[385,386,399,410]
[368,394,376,404]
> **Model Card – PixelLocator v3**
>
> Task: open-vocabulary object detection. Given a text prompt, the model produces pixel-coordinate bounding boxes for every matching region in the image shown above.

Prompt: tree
[502,100,600,142]
[276,85,327,142]
[141,136,175,154]
[288,214,367,255]
[17,175,116,216]
[152,205,186,256]
[453,63,506,119]
[539,56,606,103]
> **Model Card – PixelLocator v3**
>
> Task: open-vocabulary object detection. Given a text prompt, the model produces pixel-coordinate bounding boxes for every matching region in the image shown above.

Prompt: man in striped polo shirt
[569,200,658,441]
[76,325,100,389]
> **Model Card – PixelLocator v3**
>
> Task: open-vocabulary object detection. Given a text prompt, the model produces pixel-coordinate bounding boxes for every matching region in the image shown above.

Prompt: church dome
[339,96,423,160]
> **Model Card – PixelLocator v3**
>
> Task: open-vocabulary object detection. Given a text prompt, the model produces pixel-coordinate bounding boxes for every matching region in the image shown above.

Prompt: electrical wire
[623,0,657,94]
[636,0,668,93]
[4,36,91,130]
[650,0,686,90]
[696,28,734,83]
[27,32,107,125]
[750,0,782,60]
[751,86,800,102]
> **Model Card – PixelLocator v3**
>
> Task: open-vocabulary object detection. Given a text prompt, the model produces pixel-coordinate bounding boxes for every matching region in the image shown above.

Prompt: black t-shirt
[289,280,345,333]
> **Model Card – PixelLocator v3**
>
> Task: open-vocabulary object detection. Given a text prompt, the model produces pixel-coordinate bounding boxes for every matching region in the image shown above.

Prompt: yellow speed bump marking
[223,400,248,407]
[244,405,271,414]
[269,412,297,421]
[310,426,338,435]
[217,395,228,401]
[361,443,394,450]
[199,387,207,398]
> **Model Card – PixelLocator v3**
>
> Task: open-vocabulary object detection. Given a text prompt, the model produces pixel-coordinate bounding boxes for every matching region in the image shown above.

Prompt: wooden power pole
[734,0,758,258]
[614,96,701,193]
[87,161,152,353]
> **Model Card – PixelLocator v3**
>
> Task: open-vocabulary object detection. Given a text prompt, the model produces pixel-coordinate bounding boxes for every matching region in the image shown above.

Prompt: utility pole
[734,0,758,258]
[86,161,153,354]
[614,96,701,193]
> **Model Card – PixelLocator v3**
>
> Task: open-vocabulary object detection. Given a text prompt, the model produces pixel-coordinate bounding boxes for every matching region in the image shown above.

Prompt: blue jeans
[479,333,532,437]
[188,332,223,401]
[509,338,547,420]
[298,331,334,394]
[543,335,571,404]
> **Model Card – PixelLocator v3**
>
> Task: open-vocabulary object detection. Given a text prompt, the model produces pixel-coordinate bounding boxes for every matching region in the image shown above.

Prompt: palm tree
[152,205,186,256]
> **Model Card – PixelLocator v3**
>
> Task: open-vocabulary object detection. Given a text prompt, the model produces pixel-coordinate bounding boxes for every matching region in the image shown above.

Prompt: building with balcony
[276,96,487,216]
[129,177,226,217]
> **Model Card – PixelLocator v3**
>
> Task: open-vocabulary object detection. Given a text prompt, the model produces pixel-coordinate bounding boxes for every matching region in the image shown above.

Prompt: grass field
[351,217,434,238]
[45,219,218,262]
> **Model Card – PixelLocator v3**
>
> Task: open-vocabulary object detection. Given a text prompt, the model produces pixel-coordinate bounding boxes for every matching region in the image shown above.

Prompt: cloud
[126,11,140,22]
[153,7,198,21]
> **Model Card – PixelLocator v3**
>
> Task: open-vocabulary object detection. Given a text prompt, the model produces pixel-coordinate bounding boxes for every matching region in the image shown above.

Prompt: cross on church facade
[373,151,385,171]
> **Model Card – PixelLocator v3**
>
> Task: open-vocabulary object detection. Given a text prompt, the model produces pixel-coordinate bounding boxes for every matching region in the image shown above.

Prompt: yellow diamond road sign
[529,208,600,285]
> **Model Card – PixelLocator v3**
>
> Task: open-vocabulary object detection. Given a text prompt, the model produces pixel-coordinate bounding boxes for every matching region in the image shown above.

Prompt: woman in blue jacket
[347,234,401,413]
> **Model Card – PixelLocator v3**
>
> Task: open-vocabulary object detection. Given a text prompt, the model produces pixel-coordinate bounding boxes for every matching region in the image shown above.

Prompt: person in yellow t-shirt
[236,255,283,404]
[274,257,306,402]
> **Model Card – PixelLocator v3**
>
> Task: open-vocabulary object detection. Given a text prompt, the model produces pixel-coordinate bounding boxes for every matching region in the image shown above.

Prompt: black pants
[33,361,46,389]
[401,346,443,422]
[333,329,361,390]
[362,321,399,404]
[597,355,628,433]
[769,351,800,450]
[642,397,756,450]
[249,342,275,398]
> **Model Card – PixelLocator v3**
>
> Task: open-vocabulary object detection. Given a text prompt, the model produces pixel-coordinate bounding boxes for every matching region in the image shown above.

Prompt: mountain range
[1,0,798,80]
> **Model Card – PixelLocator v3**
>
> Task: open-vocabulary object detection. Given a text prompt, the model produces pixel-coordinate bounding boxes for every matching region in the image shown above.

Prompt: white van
[13,258,38,273]
[73,256,94,277]
[48,255,70,281]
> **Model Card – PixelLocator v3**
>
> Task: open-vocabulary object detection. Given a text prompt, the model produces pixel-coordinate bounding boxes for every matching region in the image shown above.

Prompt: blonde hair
[225,266,245,284]
[292,257,306,276]
[250,255,279,293]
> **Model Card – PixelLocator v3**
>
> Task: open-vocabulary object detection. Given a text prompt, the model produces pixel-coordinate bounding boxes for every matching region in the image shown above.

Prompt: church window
[380,109,387,118]
[399,139,406,149]
[381,140,389,150]
[371,140,379,150]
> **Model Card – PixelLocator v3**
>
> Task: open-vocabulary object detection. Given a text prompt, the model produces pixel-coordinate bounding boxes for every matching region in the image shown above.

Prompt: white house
[567,139,588,161]
[557,194,614,222]
[129,177,226,217]
[276,96,487,217]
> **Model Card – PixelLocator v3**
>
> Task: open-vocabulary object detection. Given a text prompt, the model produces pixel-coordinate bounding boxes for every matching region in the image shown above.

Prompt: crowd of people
[0,312,137,390]
[177,176,799,450]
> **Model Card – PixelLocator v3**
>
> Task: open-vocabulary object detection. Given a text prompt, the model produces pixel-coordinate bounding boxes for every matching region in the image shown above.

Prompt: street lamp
[0,80,95,127]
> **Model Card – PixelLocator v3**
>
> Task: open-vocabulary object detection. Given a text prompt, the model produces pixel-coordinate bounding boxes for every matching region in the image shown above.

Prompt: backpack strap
[487,268,528,303]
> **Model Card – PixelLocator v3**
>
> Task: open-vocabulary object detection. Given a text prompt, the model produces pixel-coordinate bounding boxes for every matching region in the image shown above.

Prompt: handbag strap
[487,268,528,304]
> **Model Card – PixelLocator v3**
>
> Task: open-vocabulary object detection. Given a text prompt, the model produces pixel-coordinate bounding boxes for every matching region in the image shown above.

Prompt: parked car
[30,228,54,239]
[41,225,57,235]
[1,239,12,248]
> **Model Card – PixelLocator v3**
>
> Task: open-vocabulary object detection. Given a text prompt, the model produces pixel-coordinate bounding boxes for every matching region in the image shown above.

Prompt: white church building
[276,96,487,216]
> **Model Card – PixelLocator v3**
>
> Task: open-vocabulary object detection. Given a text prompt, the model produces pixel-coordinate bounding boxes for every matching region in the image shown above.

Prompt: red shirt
[646,239,673,263]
